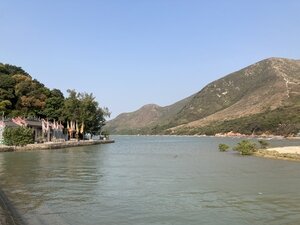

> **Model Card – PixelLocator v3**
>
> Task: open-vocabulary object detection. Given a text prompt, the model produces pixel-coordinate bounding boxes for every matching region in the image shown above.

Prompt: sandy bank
[0,139,114,152]
[255,146,300,161]
[265,146,300,154]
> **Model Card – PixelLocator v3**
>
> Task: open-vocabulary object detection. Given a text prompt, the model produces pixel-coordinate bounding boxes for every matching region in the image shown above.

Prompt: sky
[1,0,300,118]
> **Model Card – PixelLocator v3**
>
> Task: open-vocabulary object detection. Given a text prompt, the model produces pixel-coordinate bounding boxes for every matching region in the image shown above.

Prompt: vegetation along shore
[0,63,112,147]
[219,139,300,161]
[0,63,114,224]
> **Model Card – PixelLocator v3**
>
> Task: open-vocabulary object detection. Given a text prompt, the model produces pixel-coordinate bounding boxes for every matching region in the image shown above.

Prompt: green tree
[1,64,30,76]
[62,89,81,121]
[44,89,65,120]
[0,74,16,87]
[13,74,51,117]
[0,100,12,110]
[62,90,110,137]
[233,140,257,155]
[0,63,110,130]
[78,92,110,136]
[0,64,9,75]
[3,126,34,146]
[0,74,16,114]
[218,143,230,152]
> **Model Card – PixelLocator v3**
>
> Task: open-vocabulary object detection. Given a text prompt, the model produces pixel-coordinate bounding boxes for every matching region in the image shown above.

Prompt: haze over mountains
[106,58,300,136]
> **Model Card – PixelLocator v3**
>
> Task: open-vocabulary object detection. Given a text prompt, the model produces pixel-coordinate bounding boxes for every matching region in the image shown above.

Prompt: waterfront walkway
[0,139,114,152]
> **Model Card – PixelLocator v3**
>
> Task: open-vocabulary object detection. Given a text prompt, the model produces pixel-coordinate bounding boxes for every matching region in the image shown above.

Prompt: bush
[218,143,230,152]
[233,140,257,155]
[258,140,269,149]
[3,126,34,146]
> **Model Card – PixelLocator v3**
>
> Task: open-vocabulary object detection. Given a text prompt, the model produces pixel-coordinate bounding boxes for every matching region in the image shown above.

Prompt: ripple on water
[0,136,300,225]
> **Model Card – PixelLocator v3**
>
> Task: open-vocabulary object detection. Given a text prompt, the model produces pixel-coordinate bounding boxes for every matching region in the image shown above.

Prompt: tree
[78,92,110,136]
[0,74,16,114]
[0,100,12,110]
[62,89,81,121]
[0,74,16,90]
[1,64,30,76]
[233,140,257,155]
[218,143,230,152]
[62,90,110,137]
[0,63,110,135]
[13,74,51,117]
[3,126,34,146]
[44,89,65,120]
[0,64,9,75]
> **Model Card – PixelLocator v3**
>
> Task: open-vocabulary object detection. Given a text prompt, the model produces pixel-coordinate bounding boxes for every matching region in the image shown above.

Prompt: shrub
[233,140,257,155]
[218,143,230,152]
[3,126,34,146]
[258,140,269,149]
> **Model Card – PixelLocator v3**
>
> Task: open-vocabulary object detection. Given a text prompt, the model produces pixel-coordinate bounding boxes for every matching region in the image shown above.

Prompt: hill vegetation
[106,95,193,134]
[106,57,300,136]
[0,63,109,135]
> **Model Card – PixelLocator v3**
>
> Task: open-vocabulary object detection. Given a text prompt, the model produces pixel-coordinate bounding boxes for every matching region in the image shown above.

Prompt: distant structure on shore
[0,117,79,144]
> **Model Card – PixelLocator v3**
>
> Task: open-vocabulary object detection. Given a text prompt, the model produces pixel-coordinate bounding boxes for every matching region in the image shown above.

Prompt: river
[0,136,300,225]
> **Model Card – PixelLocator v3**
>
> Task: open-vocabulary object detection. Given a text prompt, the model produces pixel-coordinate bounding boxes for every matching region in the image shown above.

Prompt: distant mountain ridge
[106,95,194,134]
[105,58,300,135]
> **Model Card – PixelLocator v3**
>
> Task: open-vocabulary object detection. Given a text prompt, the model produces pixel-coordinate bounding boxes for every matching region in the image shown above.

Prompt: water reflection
[0,145,106,216]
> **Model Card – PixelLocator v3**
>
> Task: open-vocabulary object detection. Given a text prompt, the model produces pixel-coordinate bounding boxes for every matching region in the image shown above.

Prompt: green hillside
[106,58,300,136]
[106,95,194,134]
[170,104,300,136]
[0,63,109,135]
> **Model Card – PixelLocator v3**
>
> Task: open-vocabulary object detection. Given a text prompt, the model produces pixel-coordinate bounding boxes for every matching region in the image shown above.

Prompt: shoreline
[0,189,26,225]
[112,133,300,140]
[0,139,298,224]
[0,139,115,224]
[0,139,114,152]
[255,146,300,161]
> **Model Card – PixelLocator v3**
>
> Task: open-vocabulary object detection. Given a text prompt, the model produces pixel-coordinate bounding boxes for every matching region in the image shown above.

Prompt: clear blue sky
[1,0,299,118]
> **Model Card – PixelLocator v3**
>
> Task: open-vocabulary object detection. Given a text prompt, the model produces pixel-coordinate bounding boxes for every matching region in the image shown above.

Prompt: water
[0,136,300,225]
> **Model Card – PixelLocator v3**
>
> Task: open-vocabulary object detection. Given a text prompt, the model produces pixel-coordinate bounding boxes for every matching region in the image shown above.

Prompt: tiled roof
[26,120,42,127]
[3,120,19,127]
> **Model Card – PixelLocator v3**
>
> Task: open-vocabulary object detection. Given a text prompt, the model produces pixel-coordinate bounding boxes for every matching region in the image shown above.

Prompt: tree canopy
[0,63,110,135]
[62,90,110,135]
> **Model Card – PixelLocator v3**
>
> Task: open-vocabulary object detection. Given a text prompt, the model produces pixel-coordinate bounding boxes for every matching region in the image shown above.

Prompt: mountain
[106,95,194,134]
[105,57,300,136]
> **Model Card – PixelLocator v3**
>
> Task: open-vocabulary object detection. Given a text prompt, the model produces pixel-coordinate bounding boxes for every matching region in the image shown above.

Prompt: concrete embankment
[0,139,114,152]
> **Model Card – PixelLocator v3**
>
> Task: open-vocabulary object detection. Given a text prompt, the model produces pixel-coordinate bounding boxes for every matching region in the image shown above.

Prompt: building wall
[0,125,4,144]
